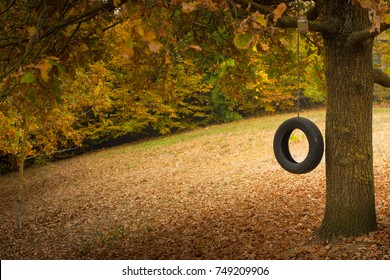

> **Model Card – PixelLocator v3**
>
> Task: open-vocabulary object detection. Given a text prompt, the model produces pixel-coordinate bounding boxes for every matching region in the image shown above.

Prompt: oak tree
[237,0,390,239]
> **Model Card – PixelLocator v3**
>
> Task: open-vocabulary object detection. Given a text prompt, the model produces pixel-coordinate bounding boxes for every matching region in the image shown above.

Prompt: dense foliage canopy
[0,0,331,171]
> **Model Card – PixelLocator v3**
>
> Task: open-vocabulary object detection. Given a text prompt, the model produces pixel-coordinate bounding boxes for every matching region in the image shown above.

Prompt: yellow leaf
[273,3,287,23]
[113,0,121,7]
[135,25,144,37]
[256,15,267,27]
[251,11,267,27]
[384,13,390,24]
[46,56,59,61]
[27,26,36,37]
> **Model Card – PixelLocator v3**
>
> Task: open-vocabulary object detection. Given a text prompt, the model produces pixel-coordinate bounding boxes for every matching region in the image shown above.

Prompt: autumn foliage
[1,0,388,172]
[0,1,331,173]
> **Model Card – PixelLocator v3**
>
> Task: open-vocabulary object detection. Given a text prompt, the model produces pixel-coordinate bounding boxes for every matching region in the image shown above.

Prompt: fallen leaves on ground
[0,109,389,259]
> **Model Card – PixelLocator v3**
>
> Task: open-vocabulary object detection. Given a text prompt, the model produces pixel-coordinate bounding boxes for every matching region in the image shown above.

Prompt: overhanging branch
[0,0,123,80]
[373,68,390,88]
[41,0,118,40]
[348,22,390,46]
[275,16,336,33]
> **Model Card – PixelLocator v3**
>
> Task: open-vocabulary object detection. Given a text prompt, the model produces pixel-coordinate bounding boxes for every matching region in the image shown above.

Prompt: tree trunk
[16,154,25,229]
[317,3,377,239]
[16,112,27,229]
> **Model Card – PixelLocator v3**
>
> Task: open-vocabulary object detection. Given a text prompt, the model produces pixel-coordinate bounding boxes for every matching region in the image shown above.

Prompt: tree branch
[0,0,121,50]
[40,0,118,41]
[56,22,82,57]
[348,22,390,46]
[373,68,390,88]
[0,0,124,80]
[0,0,16,16]
[275,16,336,33]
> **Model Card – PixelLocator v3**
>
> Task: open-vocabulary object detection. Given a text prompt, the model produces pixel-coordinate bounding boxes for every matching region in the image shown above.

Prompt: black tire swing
[273,117,323,174]
[273,14,324,174]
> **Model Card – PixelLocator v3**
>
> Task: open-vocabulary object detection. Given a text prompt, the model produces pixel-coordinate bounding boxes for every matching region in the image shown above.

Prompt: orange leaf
[121,48,134,58]
[273,3,287,23]
[182,2,197,14]
[120,38,134,58]
[34,60,51,82]
[148,41,163,53]
[165,52,171,64]
[260,43,269,51]
[188,45,203,51]
[142,30,156,43]
[359,0,372,9]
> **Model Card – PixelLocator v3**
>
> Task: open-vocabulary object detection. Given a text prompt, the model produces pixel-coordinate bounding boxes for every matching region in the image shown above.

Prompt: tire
[273,117,324,174]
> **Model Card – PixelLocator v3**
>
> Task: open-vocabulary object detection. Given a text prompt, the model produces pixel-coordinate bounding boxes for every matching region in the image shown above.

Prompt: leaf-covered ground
[0,109,389,259]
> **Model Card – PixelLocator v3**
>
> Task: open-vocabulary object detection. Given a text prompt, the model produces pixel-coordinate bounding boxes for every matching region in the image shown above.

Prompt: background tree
[0,0,118,227]
[0,59,81,228]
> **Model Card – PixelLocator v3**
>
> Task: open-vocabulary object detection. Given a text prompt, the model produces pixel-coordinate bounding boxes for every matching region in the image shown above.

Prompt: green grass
[161,110,316,139]
[96,109,324,158]
[97,107,390,159]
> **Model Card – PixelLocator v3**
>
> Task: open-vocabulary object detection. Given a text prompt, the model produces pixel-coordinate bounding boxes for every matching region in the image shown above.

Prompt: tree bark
[316,2,377,239]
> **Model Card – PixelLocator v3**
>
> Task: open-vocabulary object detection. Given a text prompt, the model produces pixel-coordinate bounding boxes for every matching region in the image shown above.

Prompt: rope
[297,30,301,117]
[295,0,303,118]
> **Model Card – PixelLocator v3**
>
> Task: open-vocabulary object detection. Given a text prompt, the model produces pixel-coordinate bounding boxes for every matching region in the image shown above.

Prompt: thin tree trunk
[16,113,27,229]
[317,4,377,239]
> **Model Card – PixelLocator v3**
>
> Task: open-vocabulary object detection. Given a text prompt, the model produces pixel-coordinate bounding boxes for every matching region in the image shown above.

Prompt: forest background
[0,1,389,174]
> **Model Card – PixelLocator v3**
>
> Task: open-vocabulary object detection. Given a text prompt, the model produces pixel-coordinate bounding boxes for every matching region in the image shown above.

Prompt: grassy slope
[0,108,389,259]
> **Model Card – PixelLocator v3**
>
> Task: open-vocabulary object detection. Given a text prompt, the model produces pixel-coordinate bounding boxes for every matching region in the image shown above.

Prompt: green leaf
[233,33,253,49]
[26,89,36,102]
[225,58,235,67]
[256,15,267,27]
[20,72,35,83]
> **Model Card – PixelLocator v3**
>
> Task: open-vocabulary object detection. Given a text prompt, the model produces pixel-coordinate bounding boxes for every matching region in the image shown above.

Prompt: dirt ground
[0,109,389,259]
